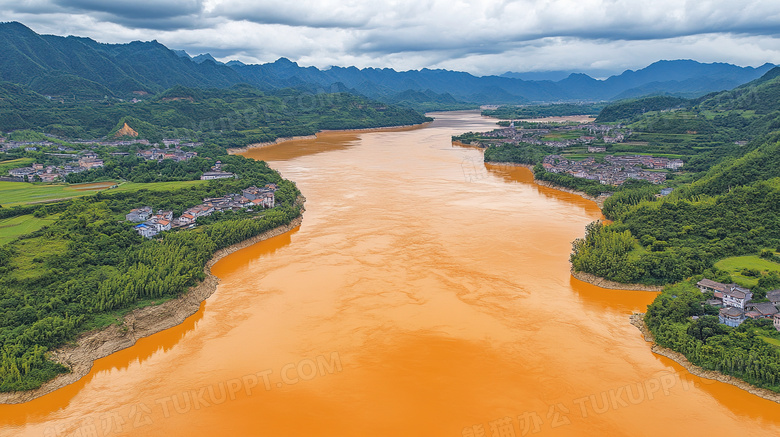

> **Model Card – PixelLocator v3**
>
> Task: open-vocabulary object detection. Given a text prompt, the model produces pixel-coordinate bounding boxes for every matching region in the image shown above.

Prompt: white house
[665,159,684,170]
[134,223,158,238]
[697,278,752,309]
[155,219,171,232]
[719,307,746,327]
[775,313,780,331]
[200,171,235,180]
[697,278,728,295]
[126,206,152,222]
[722,287,753,309]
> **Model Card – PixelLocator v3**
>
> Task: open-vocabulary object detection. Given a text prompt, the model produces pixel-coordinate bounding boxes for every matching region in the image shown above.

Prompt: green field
[112,180,205,193]
[713,255,780,288]
[0,214,59,245]
[0,157,35,174]
[0,180,205,206]
[759,335,780,348]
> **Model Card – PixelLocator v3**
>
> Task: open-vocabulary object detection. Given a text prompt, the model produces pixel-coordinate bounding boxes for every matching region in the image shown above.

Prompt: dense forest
[0,156,301,392]
[483,142,553,166]
[0,83,431,147]
[595,96,691,123]
[569,75,780,284]
[570,178,780,283]
[482,103,606,119]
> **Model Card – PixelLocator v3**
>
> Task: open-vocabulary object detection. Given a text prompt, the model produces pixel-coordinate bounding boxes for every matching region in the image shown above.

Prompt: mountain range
[0,21,775,106]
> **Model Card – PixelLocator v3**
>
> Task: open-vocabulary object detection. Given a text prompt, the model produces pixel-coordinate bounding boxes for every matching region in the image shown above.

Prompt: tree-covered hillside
[0,83,431,146]
[571,69,780,285]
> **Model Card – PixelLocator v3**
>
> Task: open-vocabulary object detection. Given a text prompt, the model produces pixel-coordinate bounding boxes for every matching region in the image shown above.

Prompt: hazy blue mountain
[192,53,220,64]
[229,59,773,103]
[0,22,243,96]
[501,71,579,81]
[0,22,775,105]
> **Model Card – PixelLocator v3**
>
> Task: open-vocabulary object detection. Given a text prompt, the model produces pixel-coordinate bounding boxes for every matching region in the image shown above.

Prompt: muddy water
[2,111,779,436]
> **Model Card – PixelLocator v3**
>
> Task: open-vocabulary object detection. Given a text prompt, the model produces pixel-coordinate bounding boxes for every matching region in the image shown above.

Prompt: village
[125,184,278,238]
[3,143,200,182]
[478,122,630,148]
[457,122,683,186]
[542,153,683,185]
[696,278,780,331]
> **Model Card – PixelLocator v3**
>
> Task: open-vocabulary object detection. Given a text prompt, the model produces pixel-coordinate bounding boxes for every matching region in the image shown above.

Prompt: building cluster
[0,140,55,152]
[200,161,235,180]
[4,143,205,182]
[604,155,684,170]
[697,278,780,330]
[126,184,277,238]
[541,154,672,185]
[136,148,198,162]
[475,123,630,149]
[5,152,105,182]
[0,133,202,153]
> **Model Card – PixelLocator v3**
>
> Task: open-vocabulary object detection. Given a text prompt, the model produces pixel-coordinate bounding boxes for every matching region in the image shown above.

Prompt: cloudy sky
[3,0,780,77]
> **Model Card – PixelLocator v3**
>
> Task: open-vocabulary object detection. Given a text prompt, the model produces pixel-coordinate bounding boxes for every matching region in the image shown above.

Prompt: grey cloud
[89,14,217,31]
[210,2,370,28]
[52,0,203,20]
[0,0,67,14]
[3,0,780,76]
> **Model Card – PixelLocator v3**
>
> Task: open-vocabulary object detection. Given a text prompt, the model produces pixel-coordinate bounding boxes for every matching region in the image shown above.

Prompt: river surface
[2,111,779,436]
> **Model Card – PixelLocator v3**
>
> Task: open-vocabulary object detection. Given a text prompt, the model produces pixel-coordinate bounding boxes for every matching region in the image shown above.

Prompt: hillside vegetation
[0,83,431,146]
[0,156,300,392]
[572,69,780,284]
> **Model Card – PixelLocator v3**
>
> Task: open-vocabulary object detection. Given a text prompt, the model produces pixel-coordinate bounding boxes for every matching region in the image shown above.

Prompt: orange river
[1,111,779,436]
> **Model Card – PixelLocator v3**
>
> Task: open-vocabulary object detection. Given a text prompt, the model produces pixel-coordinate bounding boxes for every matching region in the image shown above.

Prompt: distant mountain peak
[273,57,298,66]
[192,53,220,65]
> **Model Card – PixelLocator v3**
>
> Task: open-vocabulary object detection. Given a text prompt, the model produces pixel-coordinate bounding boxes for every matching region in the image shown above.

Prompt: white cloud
[2,0,780,75]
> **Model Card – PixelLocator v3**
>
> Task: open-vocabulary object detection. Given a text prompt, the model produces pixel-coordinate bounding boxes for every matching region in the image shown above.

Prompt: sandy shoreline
[0,198,305,404]
[571,270,663,291]
[630,314,780,404]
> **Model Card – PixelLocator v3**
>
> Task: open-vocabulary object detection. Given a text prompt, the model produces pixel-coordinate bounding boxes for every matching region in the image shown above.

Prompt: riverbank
[572,270,663,291]
[227,122,433,154]
[0,199,305,404]
[630,314,780,404]
[484,160,662,291]
[227,135,318,153]
[484,161,610,208]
